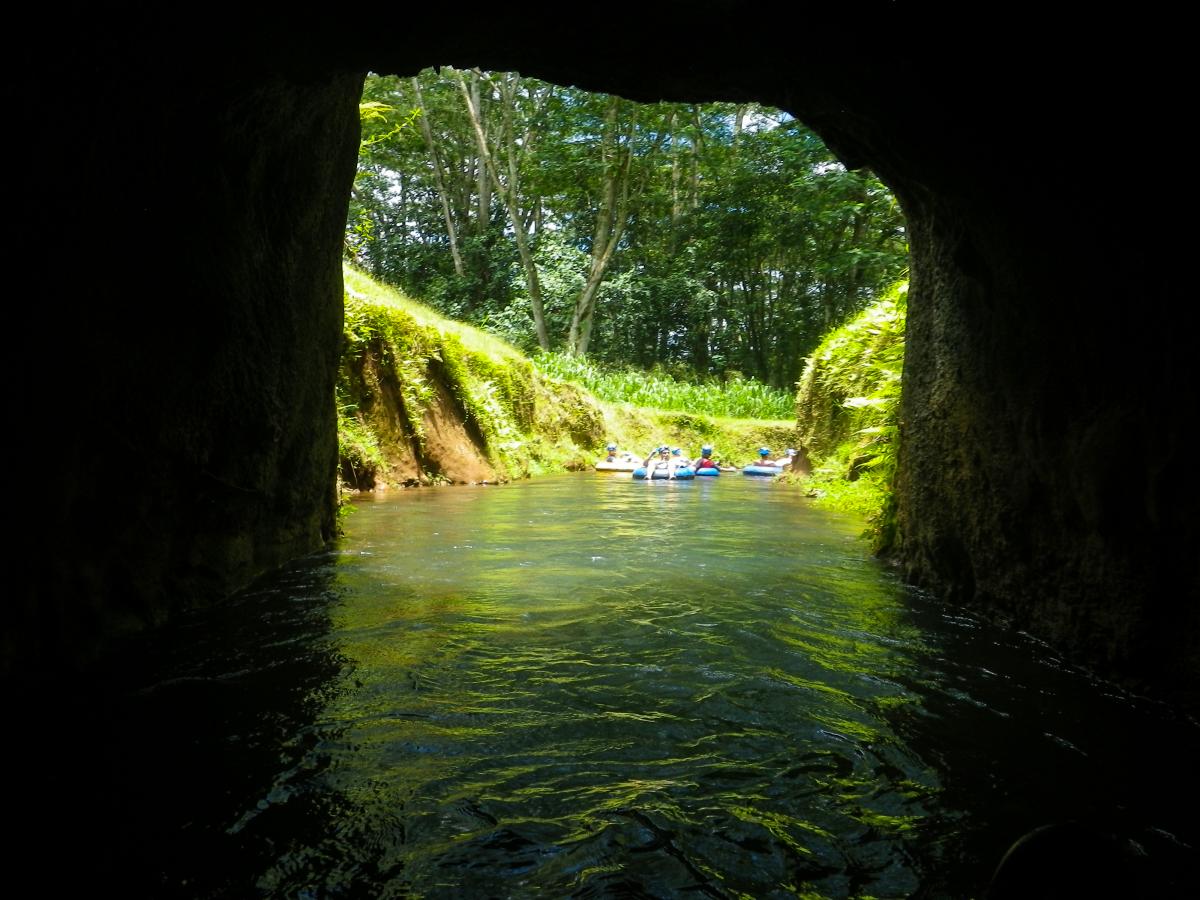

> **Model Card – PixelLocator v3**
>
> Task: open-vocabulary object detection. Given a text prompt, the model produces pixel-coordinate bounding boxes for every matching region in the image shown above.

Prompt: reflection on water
[27,475,1199,898]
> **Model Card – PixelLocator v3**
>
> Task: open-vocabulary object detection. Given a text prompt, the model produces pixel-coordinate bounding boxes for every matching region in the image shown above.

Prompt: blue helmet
[758,447,770,457]
[606,443,616,451]
[671,447,681,455]
[701,445,713,455]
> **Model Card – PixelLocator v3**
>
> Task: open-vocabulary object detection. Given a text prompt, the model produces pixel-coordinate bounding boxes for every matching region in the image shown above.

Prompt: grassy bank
[534,351,795,420]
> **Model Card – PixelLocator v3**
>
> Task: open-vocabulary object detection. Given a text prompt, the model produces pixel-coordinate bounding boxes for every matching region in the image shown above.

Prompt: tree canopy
[347,68,908,389]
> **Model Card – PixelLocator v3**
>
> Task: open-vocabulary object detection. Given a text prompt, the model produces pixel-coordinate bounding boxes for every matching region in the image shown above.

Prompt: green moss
[341,289,440,446]
[792,280,907,552]
[337,404,385,474]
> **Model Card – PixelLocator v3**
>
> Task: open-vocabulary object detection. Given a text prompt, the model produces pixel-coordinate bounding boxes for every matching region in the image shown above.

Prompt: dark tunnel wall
[7,35,366,673]
[5,9,1197,707]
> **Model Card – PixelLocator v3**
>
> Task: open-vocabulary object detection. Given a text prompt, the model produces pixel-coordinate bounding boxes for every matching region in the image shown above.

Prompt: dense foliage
[792,281,907,550]
[347,69,908,388]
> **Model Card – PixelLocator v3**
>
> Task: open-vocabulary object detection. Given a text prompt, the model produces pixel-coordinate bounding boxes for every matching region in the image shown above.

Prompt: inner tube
[742,465,781,476]
[594,460,640,472]
[633,465,695,480]
[694,466,720,476]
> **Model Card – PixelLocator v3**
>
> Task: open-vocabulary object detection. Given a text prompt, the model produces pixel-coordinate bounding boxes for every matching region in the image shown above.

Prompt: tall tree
[566,96,634,355]
[411,77,465,277]
[456,68,551,350]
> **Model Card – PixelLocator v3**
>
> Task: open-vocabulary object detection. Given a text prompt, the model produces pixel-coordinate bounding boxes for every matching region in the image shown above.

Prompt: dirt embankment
[342,347,499,487]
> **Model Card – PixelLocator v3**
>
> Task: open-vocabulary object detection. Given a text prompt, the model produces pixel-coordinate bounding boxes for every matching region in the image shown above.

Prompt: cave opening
[343,65,909,390]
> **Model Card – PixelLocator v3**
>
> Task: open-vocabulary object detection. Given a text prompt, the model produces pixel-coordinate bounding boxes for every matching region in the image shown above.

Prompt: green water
[48,474,1198,898]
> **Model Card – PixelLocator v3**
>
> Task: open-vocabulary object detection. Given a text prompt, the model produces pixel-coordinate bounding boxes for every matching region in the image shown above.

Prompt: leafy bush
[792,280,907,551]
[337,403,386,489]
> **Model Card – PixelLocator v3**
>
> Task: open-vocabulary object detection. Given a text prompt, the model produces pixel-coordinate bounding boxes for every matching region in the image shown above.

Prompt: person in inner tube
[694,445,719,470]
[643,446,678,479]
[774,448,797,469]
[642,445,664,471]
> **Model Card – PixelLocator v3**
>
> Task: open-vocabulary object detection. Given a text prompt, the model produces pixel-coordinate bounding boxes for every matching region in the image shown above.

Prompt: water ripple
[67,474,1200,898]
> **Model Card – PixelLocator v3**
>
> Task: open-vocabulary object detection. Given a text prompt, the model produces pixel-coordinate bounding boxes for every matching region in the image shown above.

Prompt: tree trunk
[689,106,704,209]
[734,103,747,137]
[470,74,491,232]
[567,97,632,355]
[411,77,465,277]
[456,68,550,350]
[668,110,683,229]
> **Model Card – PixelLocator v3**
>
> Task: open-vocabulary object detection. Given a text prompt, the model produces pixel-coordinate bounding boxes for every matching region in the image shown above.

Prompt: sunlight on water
[256,476,942,897]
[62,474,1200,898]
